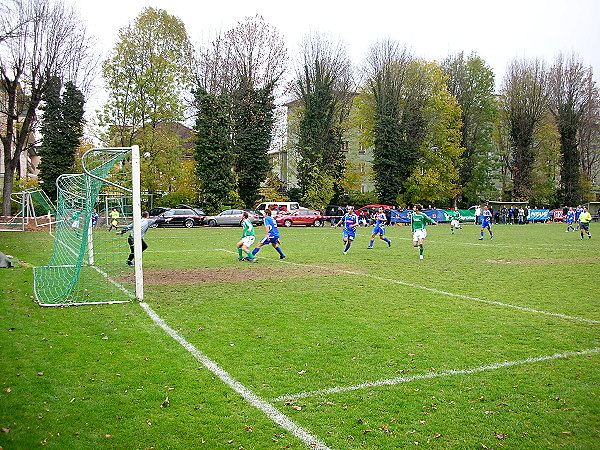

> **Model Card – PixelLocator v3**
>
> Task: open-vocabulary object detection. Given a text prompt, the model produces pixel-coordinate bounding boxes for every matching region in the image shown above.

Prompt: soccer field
[1,223,598,449]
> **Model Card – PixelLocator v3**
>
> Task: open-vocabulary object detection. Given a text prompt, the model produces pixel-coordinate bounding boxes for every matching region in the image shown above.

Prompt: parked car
[274,209,324,227]
[204,209,263,227]
[149,206,170,217]
[255,202,301,215]
[153,208,205,228]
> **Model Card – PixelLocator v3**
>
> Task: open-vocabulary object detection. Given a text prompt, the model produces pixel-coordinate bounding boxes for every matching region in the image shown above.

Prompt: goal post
[33,146,143,306]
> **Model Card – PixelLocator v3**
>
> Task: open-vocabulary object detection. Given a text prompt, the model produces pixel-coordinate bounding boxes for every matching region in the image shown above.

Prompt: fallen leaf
[2,428,9,433]
[105,434,113,438]
[363,430,373,434]
[292,405,302,411]
[434,433,441,438]
[6,388,11,393]
[37,372,44,376]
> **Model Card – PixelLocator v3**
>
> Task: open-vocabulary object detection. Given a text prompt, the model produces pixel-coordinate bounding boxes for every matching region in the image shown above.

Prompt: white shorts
[242,235,255,247]
[451,219,460,227]
[412,229,427,241]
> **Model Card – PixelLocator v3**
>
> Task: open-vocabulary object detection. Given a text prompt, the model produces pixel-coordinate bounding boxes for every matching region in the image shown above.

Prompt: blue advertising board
[527,209,550,221]
[390,209,445,223]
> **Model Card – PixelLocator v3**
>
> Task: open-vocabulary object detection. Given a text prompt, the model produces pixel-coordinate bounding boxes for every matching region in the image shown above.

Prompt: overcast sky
[72,0,600,111]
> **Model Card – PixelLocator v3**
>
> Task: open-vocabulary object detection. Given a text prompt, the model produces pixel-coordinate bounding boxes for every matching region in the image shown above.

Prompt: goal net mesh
[33,148,136,306]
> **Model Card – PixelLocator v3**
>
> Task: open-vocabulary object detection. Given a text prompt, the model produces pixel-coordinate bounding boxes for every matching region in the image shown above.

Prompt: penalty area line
[139,302,331,450]
[274,347,600,402]
[215,249,599,325]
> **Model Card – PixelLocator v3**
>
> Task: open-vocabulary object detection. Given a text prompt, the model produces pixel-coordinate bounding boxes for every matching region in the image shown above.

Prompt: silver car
[204,209,263,227]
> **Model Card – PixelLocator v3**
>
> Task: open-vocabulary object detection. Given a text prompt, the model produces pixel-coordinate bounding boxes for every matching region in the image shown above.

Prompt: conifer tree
[193,88,235,213]
[231,80,275,207]
[38,78,85,201]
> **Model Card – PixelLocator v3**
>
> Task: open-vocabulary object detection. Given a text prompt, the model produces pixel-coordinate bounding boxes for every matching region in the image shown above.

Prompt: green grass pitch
[0,222,598,449]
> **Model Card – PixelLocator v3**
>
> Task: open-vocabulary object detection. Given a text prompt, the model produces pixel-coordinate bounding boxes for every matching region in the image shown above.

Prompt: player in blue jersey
[478,205,494,240]
[335,205,360,254]
[575,205,583,230]
[565,207,576,232]
[251,208,286,259]
[367,206,391,248]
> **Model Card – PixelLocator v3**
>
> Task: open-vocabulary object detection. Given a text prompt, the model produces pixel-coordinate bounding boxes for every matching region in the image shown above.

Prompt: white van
[256,202,301,214]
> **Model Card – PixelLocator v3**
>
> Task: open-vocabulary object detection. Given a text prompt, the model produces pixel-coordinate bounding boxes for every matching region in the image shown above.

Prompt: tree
[294,34,353,205]
[38,77,85,201]
[403,62,464,206]
[101,7,194,147]
[0,0,93,215]
[548,53,599,205]
[499,59,548,200]
[231,81,275,207]
[195,15,287,207]
[301,166,335,210]
[364,40,413,205]
[442,52,498,206]
[138,125,189,196]
[193,88,235,213]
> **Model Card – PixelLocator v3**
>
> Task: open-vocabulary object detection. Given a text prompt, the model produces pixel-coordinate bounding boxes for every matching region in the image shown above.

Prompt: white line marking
[216,249,599,324]
[274,348,600,402]
[139,302,331,450]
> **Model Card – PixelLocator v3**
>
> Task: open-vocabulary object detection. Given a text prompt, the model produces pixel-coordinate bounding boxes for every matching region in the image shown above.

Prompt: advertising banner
[528,209,550,221]
[391,209,446,223]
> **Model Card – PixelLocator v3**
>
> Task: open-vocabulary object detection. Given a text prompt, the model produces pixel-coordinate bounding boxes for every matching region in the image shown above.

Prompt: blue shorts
[260,236,280,245]
[481,220,491,228]
[343,230,356,241]
[372,225,385,236]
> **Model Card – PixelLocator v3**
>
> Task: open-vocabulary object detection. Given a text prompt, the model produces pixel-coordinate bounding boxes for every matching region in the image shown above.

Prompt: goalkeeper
[119,211,166,266]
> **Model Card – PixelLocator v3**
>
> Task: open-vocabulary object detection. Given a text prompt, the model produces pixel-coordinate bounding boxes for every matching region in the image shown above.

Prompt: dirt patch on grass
[485,257,600,265]
[144,264,351,285]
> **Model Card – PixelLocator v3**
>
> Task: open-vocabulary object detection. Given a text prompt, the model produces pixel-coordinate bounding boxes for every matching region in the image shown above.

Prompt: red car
[274,209,324,227]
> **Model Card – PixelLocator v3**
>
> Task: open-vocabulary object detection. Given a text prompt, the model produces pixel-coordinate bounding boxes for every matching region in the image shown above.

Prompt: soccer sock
[419,244,424,256]
[276,246,285,257]
[369,239,374,247]
[238,248,243,259]
[480,231,484,238]
[245,251,254,259]
[383,238,390,244]
[344,243,351,252]
[252,247,260,256]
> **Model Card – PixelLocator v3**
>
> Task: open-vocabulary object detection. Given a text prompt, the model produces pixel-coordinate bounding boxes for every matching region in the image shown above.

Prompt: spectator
[501,206,508,225]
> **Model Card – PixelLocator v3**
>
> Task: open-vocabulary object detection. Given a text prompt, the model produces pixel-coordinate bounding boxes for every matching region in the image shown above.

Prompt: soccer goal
[33,146,144,306]
[0,189,55,232]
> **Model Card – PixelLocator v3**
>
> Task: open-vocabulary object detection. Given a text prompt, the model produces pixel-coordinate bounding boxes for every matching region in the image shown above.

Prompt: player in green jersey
[411,204,436,259]
[578,207,592,240]
[237,211,258,262]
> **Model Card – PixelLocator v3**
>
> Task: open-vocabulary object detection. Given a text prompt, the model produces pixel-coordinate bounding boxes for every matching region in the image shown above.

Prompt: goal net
[33,147,142,306]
